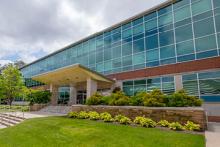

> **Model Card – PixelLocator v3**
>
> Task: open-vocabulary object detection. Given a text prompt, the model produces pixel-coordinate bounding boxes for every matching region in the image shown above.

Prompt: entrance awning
[32,64,114,85]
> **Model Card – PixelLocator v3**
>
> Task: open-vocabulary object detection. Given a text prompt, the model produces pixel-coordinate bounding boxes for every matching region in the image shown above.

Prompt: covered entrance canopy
[32,64,114,105]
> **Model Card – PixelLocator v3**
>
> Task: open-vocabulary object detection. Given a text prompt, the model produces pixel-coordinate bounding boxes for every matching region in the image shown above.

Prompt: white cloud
[0,0,166,64]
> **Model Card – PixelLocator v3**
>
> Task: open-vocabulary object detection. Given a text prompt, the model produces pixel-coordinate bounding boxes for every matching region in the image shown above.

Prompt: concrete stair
[39,106,72,114]
[0,113,25,128]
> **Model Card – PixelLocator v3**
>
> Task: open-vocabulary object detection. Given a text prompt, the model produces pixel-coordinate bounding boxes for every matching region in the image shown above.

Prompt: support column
[111,80,122,92]
[86,77,97,98]
[174,75,183,91]
[69,84,77,105]
[50,84,58,105]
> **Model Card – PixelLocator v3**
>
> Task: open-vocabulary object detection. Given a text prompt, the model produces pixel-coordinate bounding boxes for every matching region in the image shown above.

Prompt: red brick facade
[107,56,220,81]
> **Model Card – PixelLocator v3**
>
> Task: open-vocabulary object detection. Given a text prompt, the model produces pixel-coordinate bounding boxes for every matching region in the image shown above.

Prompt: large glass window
[160,45,176,59]
[122,42,132,56]
[133,38,145,53]
[104,60,112,71]
[194,17,215,37]
[122,55,132,66]
[146,49,159,62]
[159,30,174,47]
[175,24,193,43]
[176,40,194,56]
[158,12,173,26]
[213,0,220,8]
[133,52,145,65]
[133,24,144,36]
[215,15,220,32]
[182,74,199,96]
[145,34,158,50]
[174,4,191,22]
[122,28,132,39]
[112,46,121,58]
[191,0,212,16]
[195,35,217,52]
[145,18,157,31]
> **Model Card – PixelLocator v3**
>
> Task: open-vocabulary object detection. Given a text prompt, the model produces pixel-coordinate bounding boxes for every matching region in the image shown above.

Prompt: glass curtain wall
[21,0,220,87]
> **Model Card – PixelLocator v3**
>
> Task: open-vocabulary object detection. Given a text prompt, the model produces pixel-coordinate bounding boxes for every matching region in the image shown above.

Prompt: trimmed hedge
[86,89,202,107]
[67,111,201,132]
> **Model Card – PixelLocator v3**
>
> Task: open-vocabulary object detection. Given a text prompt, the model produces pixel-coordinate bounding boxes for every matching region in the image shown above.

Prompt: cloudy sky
[0,0,165,65]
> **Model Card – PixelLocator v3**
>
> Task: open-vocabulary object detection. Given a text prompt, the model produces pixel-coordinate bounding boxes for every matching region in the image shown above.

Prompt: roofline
[20,0,175,70]
[32,63,115,83]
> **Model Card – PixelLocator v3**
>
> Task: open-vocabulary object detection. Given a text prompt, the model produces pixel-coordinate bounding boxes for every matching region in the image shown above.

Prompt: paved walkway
[205,122,220,147]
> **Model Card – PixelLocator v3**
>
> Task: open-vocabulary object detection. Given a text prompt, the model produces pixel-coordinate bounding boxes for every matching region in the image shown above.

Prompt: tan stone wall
[30,104,48,111]
[72,105,207,130]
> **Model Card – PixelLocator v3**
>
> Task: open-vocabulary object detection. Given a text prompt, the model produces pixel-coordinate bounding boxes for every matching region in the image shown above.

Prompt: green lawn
[0,116,205,147]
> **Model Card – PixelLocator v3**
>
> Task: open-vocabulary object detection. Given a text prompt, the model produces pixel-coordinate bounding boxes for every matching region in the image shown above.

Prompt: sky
[0,0,166,65]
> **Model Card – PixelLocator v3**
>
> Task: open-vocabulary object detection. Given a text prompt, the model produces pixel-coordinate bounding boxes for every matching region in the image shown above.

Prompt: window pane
[104,60,112,71]
[133,17,143,26]
[97,62,104,72]
[192,0,212,16]
[199,71,220,79]
[195,35,217,52]
[158,5,172,16]
[122,42,132,56]
[104,49,111,60]
[173,0,190,10]
[160,45,176,59]
[122,28,132,39]
[213,0,220,8]
[134,79,146,85]
[133,38,145,53]
[133,24,144,36]
[174,4,191,22]
[145,34,158,50]
[199,79,220,95]
[159,30,174,46]
[112,46,121,58]
[144,12,157,21]
[123,86,133,96]
[194,17,215,37]
[215,15,220,32]
[112,58,121,68]
[146,49,159,62]
[175,24,193,42]
[133,53,145,65]
[145,18,157,31]
[176,40,194,56]
[122,55,132,66]
[96,50,103,63]
[158,12,173,26]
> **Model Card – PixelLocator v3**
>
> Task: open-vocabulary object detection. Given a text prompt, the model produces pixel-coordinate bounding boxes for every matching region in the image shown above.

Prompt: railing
[0,105,30,119]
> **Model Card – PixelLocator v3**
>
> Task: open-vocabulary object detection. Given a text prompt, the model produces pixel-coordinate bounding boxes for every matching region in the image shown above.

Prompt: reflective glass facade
[21,0,220,80]
[20,0,220,102]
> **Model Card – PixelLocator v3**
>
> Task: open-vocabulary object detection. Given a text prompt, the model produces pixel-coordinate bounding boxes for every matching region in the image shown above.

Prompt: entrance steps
[0,113,25,128]
[39,106,72,114]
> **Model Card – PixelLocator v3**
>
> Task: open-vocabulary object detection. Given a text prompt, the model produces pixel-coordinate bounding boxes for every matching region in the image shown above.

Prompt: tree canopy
[0,64,25,105]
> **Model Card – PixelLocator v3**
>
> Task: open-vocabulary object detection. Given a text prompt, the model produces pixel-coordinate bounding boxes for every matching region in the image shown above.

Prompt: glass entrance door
[77,91,87,104]
[58,87,70,105]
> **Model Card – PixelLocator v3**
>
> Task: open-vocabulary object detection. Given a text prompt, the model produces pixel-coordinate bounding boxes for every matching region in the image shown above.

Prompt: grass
[0,116,205,147]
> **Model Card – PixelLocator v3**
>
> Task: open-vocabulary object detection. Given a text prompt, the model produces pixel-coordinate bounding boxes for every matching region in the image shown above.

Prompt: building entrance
[77,90,87,104]
[58,87,70,105]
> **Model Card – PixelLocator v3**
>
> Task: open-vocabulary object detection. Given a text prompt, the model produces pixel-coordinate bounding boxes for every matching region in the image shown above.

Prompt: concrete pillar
[69,84,77,105]
[111,80,122,92]
[86,77,97,98]
[174,75,183,91]
[50,84,58,105]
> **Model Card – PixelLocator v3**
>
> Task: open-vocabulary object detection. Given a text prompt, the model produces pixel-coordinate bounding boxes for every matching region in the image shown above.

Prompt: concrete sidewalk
[206,122,220,147]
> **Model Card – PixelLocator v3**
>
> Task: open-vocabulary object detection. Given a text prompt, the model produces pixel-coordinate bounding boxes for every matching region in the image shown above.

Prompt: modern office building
[20,0,220,105]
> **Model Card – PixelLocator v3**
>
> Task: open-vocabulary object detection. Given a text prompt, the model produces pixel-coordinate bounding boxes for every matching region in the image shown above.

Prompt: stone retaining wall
[30,104,48,111]
[72,105,207,130]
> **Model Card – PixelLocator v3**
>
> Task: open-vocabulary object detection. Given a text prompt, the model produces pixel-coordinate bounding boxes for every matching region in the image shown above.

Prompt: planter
[30,104,48,111]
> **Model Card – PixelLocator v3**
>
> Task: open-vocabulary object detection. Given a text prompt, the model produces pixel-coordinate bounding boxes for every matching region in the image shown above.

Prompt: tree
[0,65,24,106]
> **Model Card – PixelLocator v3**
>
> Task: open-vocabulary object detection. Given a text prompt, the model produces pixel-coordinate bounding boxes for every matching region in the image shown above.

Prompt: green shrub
[169,122,184,131]
[86,92,103,105]
[77,111,89,119]
[68,112,78,118]
[129,92,145,106]
[109,91,129,106]
[100,112,114,122]
[139,118,156,128]
[157,120,170,127]
[88,111,100,120]
[118,116,131,125]
[143,89,166,107]
[184,121,200,131]
[167,90,202,107]
[101,96,112,105]
[114,114,124,122]
[26,90,51,105]
[133,116,144,124]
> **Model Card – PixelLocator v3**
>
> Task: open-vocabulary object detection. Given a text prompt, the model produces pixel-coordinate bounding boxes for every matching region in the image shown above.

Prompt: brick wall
[72,105,207,130]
